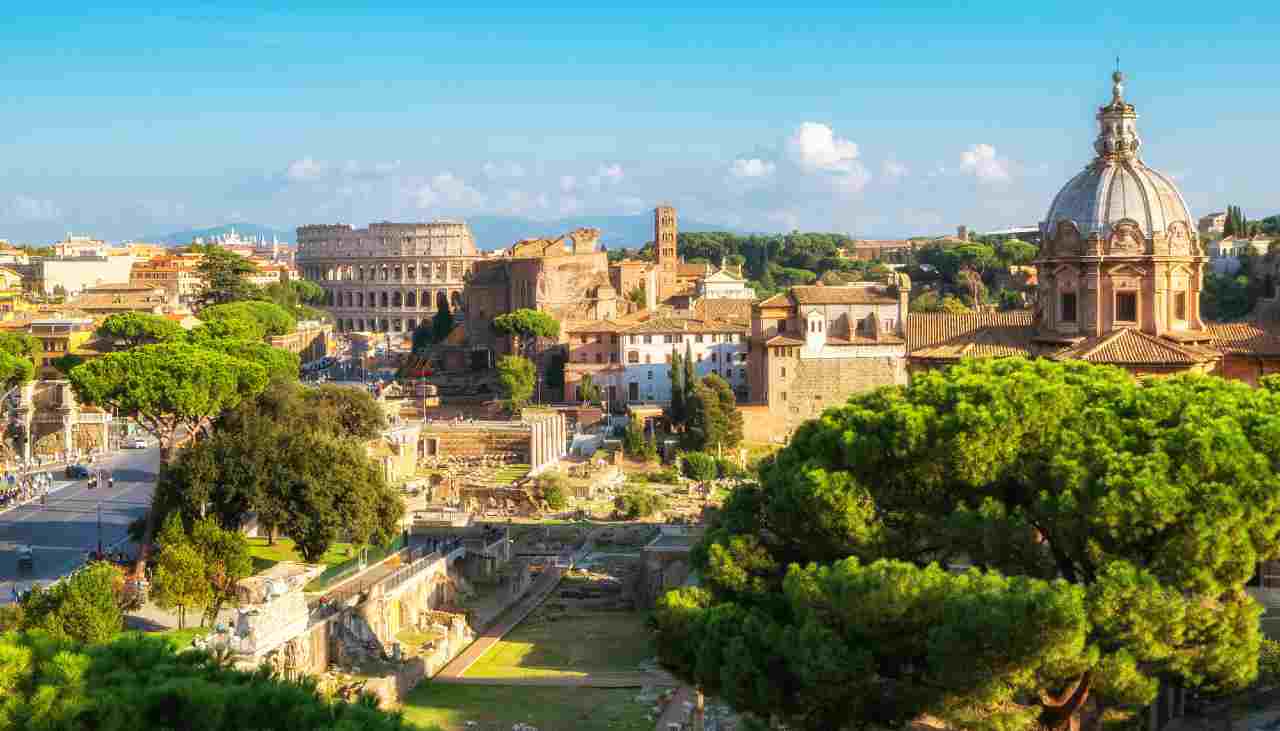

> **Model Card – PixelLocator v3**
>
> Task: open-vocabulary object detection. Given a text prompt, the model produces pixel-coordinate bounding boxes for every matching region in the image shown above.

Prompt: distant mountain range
[145,215,743,251]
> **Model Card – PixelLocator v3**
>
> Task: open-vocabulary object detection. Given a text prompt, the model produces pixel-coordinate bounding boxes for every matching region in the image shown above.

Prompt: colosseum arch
[436,291,449,311]
[406,291,416,308]
[380,292,389,308]
[392,291,402,307]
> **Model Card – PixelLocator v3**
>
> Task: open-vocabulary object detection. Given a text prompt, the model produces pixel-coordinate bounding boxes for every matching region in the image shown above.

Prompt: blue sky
[2,2,1279,244]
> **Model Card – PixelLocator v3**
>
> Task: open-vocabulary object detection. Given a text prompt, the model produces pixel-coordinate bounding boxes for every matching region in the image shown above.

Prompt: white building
[697,266,754,299]
[566,316,750,406]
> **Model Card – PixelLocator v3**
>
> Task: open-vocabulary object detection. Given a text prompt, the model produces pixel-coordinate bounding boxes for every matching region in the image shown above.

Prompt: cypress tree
[683,341,696,409]
[1224,206,1236,238]
[670,347,685,426]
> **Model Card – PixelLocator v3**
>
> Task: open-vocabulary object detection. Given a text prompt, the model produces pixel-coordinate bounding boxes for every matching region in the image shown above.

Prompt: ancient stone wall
[768,355,906,438]
[421,428,530,461]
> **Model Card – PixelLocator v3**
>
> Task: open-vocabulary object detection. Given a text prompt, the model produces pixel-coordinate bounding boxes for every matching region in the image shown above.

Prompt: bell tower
[654,205,678,300]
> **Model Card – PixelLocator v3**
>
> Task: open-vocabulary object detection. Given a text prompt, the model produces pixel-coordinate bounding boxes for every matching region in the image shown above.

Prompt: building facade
[747,280,910,436]
[130,254,205,303]
[296,221,480,334]
[562,309,750,407]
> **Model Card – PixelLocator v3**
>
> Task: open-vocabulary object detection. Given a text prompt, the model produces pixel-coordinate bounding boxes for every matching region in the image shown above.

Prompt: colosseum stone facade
[296,221,480,334]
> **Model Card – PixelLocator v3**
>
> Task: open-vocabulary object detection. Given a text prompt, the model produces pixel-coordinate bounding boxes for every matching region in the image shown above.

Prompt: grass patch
[464,610,654,679]
[118,627,208,653]
[492,464,530,486]
[403,683,651,731]
[246,537,356,573]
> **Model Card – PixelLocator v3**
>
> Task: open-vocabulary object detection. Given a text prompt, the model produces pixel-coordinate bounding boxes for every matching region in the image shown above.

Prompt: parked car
[126,437,148,449]
[65,464,90,479]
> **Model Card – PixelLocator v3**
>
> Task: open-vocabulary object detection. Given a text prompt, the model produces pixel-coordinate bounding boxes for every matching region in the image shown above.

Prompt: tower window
[1060,292,1077,323]
[1116,292,1138,322]
[1174,291,1187,321]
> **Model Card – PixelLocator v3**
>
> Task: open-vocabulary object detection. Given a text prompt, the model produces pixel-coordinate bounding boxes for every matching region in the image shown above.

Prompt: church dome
[1042,71,1195,243]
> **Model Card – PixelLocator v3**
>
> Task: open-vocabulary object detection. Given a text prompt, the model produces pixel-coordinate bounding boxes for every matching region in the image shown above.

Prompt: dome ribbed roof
[1044,160,1193,240]
[1042,72,1194,242]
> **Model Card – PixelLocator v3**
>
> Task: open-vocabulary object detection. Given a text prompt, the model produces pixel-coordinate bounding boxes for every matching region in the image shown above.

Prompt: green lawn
[464,610,654,679]
[118,627,208,653]
[246,536,356,572]
[493,464,530,486]
[402,684,651,731]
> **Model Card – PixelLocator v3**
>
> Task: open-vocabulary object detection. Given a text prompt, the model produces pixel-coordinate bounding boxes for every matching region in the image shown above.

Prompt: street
[0,444,160,602]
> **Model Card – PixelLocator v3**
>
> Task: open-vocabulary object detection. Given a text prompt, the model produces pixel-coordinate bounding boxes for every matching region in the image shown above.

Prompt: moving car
[65,464,90,479]
[16,545,33,570]
[126,437,148,449]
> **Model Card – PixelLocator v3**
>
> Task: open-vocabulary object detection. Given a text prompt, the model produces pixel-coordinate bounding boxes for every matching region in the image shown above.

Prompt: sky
[2,2,1279,244]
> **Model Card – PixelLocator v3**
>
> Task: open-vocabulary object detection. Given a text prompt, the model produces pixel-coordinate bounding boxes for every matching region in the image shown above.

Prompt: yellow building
[29,318,98,378]
[0,267,33,321]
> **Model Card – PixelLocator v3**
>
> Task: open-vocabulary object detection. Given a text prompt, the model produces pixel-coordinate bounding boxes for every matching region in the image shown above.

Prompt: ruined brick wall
[737,403,775,444]
[767,355,906,438]
[422,429,531,461]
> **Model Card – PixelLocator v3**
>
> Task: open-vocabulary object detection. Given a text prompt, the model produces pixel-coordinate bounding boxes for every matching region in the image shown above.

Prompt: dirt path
[434,564,567,679]
[654,686,696,730]
[432,672,678,688]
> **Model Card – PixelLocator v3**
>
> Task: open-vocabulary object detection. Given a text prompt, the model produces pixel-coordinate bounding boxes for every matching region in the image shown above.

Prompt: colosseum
[296,221,480,334]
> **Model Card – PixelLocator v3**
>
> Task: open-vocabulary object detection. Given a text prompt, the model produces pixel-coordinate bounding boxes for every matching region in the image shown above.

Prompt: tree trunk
[1039,672,1092,731]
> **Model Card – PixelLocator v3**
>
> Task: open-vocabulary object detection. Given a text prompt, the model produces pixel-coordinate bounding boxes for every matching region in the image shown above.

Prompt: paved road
[0,445,160,602]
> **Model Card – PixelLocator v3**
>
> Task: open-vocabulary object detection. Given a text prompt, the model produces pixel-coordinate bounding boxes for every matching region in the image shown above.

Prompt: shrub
[716,457,746,479]
[682,452,718,481]
[1261,639,1280,686]
[538,472,568,511]
[614,487,667,520]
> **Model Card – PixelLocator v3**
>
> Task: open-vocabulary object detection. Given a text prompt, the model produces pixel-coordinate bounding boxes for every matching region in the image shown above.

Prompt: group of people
[0,471,52,509]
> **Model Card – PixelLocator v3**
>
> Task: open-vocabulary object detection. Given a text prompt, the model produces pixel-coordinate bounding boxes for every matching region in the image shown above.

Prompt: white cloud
[787,122,860,174]
[881,159,909,180]
[412,172,486,210]
[559,175,577,193]
[618,196,647,215]
[959,144,1011,182]
[785,122,871,194]
[558,196,583,216]
[483,161,527,180]
[285,157,326,182]
[495,190,551,215]
[729,158,776,179]
[7,195,61,221]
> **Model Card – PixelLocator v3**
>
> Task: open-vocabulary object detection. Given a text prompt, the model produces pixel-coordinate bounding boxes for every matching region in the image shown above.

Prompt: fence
[307,536,407,592]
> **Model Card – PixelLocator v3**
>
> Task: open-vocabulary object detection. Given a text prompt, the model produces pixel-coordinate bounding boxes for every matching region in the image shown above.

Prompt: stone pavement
[654,686,697,731]
[433,563,567,679]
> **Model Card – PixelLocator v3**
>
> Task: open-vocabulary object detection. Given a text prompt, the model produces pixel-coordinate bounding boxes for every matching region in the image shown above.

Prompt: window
[695,334,703,343]
[1116,292,1137,322]
[627,351,639,363]
[1060,292,1078,323]
[645,354,652,364]
[780,366,786,378]
[610,353,619,363]
[739,368,747,379]
[647,370,653,380]
[1174,291,1187,321]
[611,335,619,344]
[711,352,718,362]
[580,335,588,344]
[595,353,603,363]
[664,334,675,343]
[780,391,787,401]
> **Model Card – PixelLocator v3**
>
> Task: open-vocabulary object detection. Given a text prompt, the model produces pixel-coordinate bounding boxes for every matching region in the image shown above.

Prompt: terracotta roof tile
[623,317,746,334]
[1207,321,1280,357]
[756,293,791,308]
[1049,328,1219,366]
[694,298,753,325]
[764,334,805,346]
[907,311,1035,354]
[791,285,897,305]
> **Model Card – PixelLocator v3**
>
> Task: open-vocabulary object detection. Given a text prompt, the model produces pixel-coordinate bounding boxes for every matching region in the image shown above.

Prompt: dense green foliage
[668,349,687,424]
[0,631,425,731]
[411,303,455,352]
[614,486,667,520]
[493,309,560,359]
[576,373,602,404]
[681,451,718,482]
[199,337,300,383]
[258,279,328,322]
[197,300,296,338]
[194,246,261,307]
[0,333,37,387]
[655,359,1280,730]
[622,416,646,457]
[95,312,185,349]
[683,374,743,452]
[537,473,568,511]
[10,562,124,644]
[152,513,253,628]
[158,381,399,560]
[496,355,535,412]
